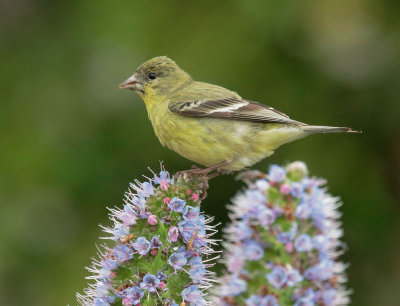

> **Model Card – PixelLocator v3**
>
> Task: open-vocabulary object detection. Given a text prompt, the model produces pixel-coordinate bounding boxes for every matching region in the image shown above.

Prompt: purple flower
[182,285,206,305]
[266,266,288,289]
[112,224,129,240]
[183,206,200,221]
[268,164,286,183]
[257,207,276,227]
[119,204,137,226]
[290,182,304,198]
[153,171,174,186]
[246,295,262,306]
[168,252,187,270]
[312,235,331,252]
[156,270,167,280]
[304,259,334,281]
[322,289,337,305]
[168,226,179,242]
[255,179,270,191]
[222,275,247,296]
[244,240,264,260]
[112,244,133,262]
[140,274,160,293]
[262,295,279,306]
[294,298,314,306]
[178,219,205,242]
[132,237,151,255]
[150,235,162,249]
[294,234,313,252]
[236,222,253,240]
[168,197,186,213]
[287,268,303,286]
[124,286,144,305]
[295,201,312,220]
[138,182,154,198]
[189,257,206,282]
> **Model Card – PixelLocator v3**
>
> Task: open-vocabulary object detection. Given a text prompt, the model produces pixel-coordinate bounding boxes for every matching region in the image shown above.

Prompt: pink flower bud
[190,193,199,201]
[160,181,169,191]
[285,242,293,253]
[168,226,179,242]
[147,215,158,225]
[151,249,158,256]
[158,281,166,289]
[186,189,192,194]
[280,184,291,195]
[163,197,171,204]
[122,297,133,306]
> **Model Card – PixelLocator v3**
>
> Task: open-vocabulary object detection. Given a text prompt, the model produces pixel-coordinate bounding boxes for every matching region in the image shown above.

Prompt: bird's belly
[154,116,306,171]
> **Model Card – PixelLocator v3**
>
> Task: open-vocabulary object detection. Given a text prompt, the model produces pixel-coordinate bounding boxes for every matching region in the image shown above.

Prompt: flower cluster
[77,170,218,305]
[218,162,350,306]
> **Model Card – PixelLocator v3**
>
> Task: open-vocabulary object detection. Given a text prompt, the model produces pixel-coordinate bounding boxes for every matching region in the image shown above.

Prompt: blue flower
[150,235,162,249]
[138,182,155,198]
[124,286,144,305]
[294,298,314,306]
[304,259,334,281]
[268,164,286,183]
[246,294,262,306]
[168,197,186,213]
[168,252,187,271]
[189,257,206,282]
[222,275,247,296]
[140,274,160,293]
[154,170,174,185]
[262,295,279,306]
[312,234,331,253]
[287,268,303,286]
[294,234,313,252]
[290,182,304,198]
[257,207,276,227]
[236,222,253,241]
[181,285,206,305]
[322,289,337,305]
[295,201,312,220]
[132,237,151,256]
[112,224,129,241]
[178,219,206,242]
[156,270,167,280]
[183,206,200,221]
[112,244,133,262]
[244,240,264,260]
[266,266,288,289]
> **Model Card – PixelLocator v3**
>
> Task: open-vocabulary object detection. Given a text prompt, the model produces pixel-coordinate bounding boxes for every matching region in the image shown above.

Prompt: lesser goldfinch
[120,56,358,174]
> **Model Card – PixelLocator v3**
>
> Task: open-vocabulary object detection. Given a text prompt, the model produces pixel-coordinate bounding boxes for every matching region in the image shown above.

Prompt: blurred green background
[1,0,399,305]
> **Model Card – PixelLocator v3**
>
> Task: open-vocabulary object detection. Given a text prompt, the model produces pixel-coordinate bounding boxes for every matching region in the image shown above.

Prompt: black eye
[148,72,156,80]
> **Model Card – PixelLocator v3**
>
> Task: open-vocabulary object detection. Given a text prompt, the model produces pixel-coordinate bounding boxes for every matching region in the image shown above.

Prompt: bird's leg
[174,161,232,200]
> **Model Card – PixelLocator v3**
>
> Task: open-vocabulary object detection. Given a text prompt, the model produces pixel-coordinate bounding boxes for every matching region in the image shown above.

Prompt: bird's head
[119,56,192,98]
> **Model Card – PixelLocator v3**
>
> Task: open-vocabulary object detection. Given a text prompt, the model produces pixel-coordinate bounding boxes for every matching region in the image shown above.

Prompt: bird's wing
[168,98,303,125]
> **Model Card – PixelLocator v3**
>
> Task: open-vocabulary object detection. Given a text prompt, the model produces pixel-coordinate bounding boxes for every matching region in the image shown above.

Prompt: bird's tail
[302,125,361,134]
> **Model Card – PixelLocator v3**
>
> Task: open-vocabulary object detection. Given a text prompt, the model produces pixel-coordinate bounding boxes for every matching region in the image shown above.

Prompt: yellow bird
[120,56,358,176]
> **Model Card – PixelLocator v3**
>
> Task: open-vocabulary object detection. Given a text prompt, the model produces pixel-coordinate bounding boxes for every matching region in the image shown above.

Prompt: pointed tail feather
[302,125,361,134]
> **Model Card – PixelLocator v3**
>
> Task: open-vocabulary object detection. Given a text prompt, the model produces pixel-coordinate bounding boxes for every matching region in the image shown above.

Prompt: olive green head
[119,56,192,97]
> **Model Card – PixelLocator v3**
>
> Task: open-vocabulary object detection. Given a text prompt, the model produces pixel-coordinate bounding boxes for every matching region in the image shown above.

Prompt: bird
[119,56,358,179]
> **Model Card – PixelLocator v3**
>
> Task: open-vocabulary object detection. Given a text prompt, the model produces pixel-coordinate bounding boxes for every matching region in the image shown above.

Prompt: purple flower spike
[132,237,151,256]
[218,162,349,305]
[140,274,160,293]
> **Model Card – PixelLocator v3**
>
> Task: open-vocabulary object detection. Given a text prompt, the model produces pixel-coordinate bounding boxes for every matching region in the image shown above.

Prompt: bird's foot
[174,161,231,200]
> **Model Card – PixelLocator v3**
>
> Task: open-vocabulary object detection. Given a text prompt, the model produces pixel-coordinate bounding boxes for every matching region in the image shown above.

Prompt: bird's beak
[119,74,143,91]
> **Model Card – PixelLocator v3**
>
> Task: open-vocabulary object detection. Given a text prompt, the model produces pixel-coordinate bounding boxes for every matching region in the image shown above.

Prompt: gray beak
[119,74,141,90]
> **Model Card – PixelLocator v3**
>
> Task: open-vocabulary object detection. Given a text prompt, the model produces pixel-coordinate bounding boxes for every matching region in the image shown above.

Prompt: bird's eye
[148,72,156,80]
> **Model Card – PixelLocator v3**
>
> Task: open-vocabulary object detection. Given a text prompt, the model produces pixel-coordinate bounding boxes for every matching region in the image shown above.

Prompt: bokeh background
[1,0,399,305]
